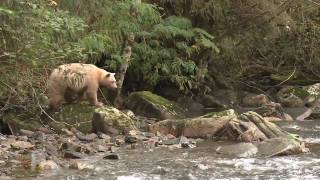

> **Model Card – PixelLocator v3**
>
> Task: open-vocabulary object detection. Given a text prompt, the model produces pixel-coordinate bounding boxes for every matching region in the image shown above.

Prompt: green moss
[129,91,186,118]
[49,103,96,133]
[4,113,42,132]
[282,86,310,98]
[289,87,309,98]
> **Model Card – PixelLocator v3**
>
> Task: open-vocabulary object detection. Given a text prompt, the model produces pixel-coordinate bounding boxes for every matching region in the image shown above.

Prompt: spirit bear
[47,63,117,109]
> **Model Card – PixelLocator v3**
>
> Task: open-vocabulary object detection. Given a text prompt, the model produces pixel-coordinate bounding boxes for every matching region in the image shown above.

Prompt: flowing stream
[5,108,320,180]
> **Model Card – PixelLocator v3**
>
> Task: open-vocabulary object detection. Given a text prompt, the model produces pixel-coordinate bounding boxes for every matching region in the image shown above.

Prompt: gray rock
[257,137,309,157]
[98,133,111,142]
[125,135,140,144]
[162,139,178,145]
[216,143,258,158]
[276,86,306,107]
[69,160,94,170]
[19,129,34,137]
[63,150,84,159]
[76,133,97,142]
[242,94,270,107]
[37,160,60,170]
[103,153,120,160]
[10,141,34,150]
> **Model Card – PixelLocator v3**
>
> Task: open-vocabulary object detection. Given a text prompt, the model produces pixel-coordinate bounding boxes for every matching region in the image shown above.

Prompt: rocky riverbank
[1,88,318,178]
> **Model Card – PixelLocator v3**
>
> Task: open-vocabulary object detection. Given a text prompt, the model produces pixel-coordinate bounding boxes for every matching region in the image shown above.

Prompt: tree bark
[114,34,134,107]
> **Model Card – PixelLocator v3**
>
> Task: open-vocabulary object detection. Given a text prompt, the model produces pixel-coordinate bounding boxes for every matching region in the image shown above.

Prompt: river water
[8,109,320,180]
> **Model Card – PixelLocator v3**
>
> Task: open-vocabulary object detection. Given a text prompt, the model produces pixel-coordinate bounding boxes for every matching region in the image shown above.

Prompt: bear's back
[49,63,100,91]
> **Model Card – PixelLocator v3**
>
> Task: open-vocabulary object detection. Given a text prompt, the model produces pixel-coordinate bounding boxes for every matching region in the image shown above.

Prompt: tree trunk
[114,35,134,107]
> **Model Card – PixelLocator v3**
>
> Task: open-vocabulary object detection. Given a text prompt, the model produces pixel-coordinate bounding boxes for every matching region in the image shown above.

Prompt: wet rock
[296,98,320,120]
[162,139,178,145]
[60,142,81,152]
[110,146,117,153]
[198,89,238,110]
[31,131,45,141]
[166,134,176,139]
[178,173,198,180]
[242,94,270,107]
[10,141,34,150]
[216,143,258,157]
[76,133,97,142]
[37,160,60,170]
[254,102,293,121]
[257,137,309,157]
[19,129,34,137]
[152,166,169,175]
[124,135,140,144]
[0,133,6,141]
[219,111,288,142]
[277,86,306,107]
[127,91,186,120]
[95,145,109,152]
[115,138,125,146]
[179,136,195,148]
[103,153,120,160]
[98,133,111,142]
[69,160,94,170]
[44,144,58,156]
[143,132,155,138]
[61,128,74,136]
[37,127,50,134]
[92,106,136,135]
[149,109,236,138]
[17,136,28,142]
[63,150,84,159]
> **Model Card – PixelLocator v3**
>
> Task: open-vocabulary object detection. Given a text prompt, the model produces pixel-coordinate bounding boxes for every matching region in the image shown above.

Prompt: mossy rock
[303,83,320,98]
[92,106,136,134]
[3,113,43,133]
[47,103,96,133]
[149,109,236,138]
[127,91,186,120]
[200,109,236,118]
[276,86,307,107]
[280,86,310,99]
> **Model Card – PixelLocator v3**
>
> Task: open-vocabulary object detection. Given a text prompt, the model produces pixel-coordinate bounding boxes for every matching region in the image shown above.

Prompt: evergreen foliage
[130,16,218,92]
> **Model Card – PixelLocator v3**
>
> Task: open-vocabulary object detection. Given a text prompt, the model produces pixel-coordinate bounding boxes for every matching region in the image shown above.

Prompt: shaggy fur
[48,63,117,109]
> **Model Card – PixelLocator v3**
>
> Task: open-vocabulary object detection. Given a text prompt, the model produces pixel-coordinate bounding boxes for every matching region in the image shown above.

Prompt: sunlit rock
[92,106,136,135]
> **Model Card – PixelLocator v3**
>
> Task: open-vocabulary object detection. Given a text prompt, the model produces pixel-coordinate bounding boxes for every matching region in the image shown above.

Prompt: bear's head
[100,72,117,90]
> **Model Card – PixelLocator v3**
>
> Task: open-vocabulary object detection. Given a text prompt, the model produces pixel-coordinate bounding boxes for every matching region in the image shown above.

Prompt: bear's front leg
[87,90,103,107]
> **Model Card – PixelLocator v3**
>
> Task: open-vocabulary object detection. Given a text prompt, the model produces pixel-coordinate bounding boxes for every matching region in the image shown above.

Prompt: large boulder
[126,91,186,120]
[150,110,297,142]
[149,109,307,155]
[92,106,136,135]
[241,94,270,107]
[276,86,308,107]
[254,102,293,121]
[149,109,236,137]
[197,89,238,110]
[44,104,96,133]
[6,103,136,134]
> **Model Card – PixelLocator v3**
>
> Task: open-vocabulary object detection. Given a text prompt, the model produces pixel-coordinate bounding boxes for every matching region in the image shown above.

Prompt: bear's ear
[105,73,111,78]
